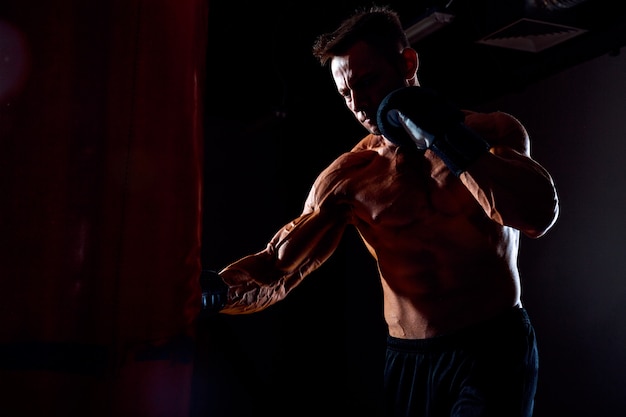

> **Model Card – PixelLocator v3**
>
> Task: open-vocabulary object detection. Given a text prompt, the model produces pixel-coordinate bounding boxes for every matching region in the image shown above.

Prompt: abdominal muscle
[320,136,523,339]
[382,268,521,339]
[348,149,521,339]
[357,214,521,339]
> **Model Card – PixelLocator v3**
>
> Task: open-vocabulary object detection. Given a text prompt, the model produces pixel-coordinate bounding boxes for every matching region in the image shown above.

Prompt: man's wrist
[431,123,490,176]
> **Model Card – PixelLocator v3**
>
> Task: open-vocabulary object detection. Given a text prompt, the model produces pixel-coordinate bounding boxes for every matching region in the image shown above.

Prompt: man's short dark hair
[312,5,410,66]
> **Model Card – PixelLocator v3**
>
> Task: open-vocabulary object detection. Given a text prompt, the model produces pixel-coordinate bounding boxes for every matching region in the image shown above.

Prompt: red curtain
[0,0,207,415]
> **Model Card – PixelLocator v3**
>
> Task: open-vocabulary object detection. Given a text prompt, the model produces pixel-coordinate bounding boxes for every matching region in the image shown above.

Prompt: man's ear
[401,47,419,79]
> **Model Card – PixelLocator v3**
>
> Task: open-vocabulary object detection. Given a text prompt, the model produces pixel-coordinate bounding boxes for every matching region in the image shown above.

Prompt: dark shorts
[384,307,538,417]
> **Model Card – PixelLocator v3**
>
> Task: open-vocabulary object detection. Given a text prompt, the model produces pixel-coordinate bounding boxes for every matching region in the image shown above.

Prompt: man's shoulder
[463,110,528,145]
[463,109,521,127]
[310,135,383,195]
[326,146,379,173]
[350,133,387,151]
[323,134,384,168]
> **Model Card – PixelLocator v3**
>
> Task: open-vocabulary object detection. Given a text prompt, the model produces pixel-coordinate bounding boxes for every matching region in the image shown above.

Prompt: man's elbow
[523,198,560,239]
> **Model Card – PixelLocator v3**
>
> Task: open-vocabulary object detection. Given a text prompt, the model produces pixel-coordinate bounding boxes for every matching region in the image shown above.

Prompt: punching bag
[0,0,207,416]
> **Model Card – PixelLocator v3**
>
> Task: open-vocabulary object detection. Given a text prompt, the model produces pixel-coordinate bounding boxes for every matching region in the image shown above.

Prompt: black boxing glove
[200,269,228,314]
[376,86,490,176]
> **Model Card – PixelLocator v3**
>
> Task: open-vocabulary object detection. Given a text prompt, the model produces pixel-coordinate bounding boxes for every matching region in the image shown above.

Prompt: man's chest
[348,150,476,226]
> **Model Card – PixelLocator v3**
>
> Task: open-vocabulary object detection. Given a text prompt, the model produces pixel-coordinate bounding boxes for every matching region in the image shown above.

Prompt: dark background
[1,0,625,416]
[197,1,626,416]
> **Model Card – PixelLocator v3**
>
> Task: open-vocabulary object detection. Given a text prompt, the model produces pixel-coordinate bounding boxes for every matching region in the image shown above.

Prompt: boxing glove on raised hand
[200,269,228,314]
[376,86,490,176]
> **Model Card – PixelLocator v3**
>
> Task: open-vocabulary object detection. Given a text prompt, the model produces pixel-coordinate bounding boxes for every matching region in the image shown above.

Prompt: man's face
[331,41,407,135]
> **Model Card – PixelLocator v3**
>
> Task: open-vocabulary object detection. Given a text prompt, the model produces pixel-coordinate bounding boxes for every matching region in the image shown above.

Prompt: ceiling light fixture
[405,9,455,44]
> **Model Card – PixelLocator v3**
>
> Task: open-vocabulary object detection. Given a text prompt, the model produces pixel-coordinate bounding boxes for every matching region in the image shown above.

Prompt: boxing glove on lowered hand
[376,86,491,176]
[200,269,228,314]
